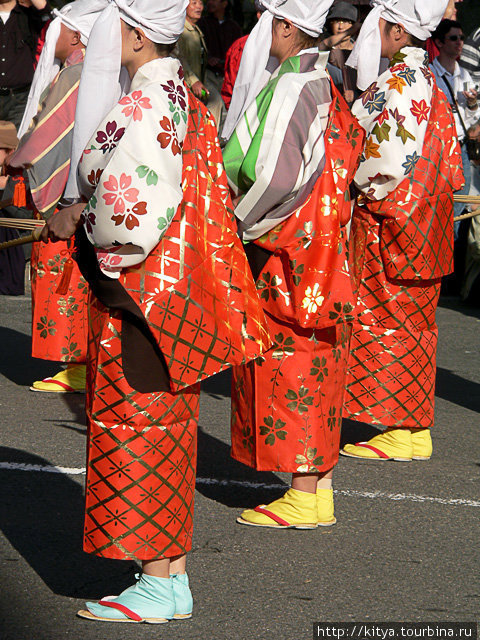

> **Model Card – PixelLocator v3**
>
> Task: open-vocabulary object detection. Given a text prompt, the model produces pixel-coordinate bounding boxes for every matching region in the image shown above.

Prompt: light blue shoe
[77,573,176,624]
[171,573,193,619]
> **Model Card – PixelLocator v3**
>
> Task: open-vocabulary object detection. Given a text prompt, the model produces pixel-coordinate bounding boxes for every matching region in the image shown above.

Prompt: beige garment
[177,19,206,86]
[176,20,224,128]
[204,70,225,129]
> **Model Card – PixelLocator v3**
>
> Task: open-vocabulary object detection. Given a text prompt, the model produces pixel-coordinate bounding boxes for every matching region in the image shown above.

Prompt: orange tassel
[55,257,74,295]
[12,179,27,208]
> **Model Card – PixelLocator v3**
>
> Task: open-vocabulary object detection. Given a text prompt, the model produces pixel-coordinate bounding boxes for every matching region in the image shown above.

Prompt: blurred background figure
[0,0,52,128]
[177,0,225,128]
[431,18,479,295]
[221,0,263,109]
[427,0,463,61]
[199,0,242,94]
[460,22,480,89]
[0,120,33,295]
[461,121,480,303]
[322,1,358,104]
[431,19,478,237]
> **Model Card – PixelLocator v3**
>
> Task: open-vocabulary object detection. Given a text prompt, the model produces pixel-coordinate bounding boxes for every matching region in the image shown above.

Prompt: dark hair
[431,19,463,44]
[272,17,318,50]
[384,20,425,49]
[124,22,176,56]
[295,28,319,50]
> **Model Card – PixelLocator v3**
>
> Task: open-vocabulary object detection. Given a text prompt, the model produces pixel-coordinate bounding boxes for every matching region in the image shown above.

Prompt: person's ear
[394,24,404,42]
[282,19,295,40]
[132,27,146,52]
[71,30,81,46]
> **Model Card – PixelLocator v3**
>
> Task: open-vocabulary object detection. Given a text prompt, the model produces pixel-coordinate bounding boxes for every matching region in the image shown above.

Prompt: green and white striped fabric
[223,50,332,241]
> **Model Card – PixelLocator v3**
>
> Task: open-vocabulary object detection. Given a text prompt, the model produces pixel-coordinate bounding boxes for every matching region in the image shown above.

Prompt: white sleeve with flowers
[78,58,188,278]
[352,47,434,202]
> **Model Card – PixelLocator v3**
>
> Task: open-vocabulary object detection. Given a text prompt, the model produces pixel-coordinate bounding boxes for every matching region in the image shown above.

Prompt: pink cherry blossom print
[119,91,152,121]
[96,250,123,269]
[102,173,140,223]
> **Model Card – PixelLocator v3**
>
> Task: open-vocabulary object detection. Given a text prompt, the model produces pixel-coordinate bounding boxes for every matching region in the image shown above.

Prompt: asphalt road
[0,287,478,640]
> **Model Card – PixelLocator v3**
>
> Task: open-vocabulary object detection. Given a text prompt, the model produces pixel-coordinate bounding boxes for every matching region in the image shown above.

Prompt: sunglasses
[446,34,465,41]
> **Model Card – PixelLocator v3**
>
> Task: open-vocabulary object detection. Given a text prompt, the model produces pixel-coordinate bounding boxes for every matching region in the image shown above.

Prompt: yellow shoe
[237,488,318,529]
[316,488,336,526]
[30,364,86,393]
[411,428,432,460]
[340,428,413,461]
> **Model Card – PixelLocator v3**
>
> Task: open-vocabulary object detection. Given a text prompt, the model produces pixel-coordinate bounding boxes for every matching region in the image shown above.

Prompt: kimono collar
[130,56,184,92]
[64,48,86,69]
[389,46,430,71]
[269,49,329,82]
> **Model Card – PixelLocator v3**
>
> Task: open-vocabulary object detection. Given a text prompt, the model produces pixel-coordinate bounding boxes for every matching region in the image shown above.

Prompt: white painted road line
[0,462,479,508]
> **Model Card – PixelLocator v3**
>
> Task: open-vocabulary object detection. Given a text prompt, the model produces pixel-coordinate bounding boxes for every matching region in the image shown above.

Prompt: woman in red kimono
[10,0,109,393]
[342,0,464,461]
[222,0,364,530]
[41,0,269,623]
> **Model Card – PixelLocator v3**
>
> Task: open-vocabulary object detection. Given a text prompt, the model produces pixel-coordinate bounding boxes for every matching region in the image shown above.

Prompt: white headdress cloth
[347,0,449,91]
[18,0,108,138]
[64,0,188,199]
[222,0,334,141]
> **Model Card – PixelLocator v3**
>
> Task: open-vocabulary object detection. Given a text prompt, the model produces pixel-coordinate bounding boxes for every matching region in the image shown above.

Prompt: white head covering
[347,0,449,91]
[18,0,109,138]
[221,0,334,141]
[64,0,188,199]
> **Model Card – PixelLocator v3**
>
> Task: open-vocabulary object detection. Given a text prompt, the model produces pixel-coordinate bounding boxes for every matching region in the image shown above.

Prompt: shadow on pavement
[438,295,480,320]
[0,327,57,386]
[201,368,231,398]
[0,446,138,599]
[435,366,480,414]
[60,392,87,428]
[196,427,288,507]
[340,418,381,447]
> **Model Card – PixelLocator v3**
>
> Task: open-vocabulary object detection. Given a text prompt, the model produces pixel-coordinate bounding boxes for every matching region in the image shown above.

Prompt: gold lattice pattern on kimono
[119,99,271,392]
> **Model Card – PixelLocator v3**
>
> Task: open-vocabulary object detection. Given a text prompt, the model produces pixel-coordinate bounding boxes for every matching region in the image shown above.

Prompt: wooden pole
[0,226,43,250]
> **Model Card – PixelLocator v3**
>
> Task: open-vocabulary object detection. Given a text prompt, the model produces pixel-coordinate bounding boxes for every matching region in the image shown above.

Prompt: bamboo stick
[453,206,480,222]
[0,217,44,230]
[0,226,43,250]
[453,194,480,203]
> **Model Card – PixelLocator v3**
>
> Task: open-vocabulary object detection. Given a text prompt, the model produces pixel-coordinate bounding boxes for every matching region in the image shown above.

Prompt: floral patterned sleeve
[352,48,434,202]
[78,68,188,278]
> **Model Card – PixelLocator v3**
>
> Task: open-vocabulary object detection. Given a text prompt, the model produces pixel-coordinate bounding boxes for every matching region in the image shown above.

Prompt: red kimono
[83,95,270,560]
[344,84,464,429]
[230,86,364,473]
[10,50,88,363]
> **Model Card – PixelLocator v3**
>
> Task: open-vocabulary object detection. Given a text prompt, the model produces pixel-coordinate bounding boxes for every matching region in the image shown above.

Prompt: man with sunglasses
[431,19,478,237]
